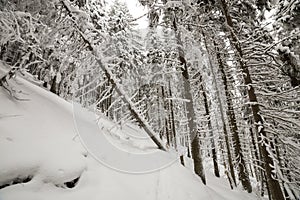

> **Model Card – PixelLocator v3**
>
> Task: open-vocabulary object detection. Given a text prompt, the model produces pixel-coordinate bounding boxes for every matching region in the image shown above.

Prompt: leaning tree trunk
[219,0,285,199]
[61,0,166,151]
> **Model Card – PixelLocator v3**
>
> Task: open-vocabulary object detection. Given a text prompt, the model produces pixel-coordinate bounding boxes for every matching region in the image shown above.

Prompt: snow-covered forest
[0,0,299,199]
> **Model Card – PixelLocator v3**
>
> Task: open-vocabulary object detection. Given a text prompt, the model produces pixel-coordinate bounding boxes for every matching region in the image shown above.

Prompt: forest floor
[0,64,265,200]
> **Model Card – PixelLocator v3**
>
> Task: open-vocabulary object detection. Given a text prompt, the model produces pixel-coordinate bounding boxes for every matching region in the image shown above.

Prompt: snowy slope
[0,64,261,200]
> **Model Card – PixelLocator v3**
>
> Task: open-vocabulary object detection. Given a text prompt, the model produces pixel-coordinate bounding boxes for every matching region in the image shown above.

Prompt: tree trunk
[182,61,206,184]
[173,23,206,184]
[249,119,261,182]
[171,12,206,184]
[201,31,236,186]
[220,140,234,189]
[162,85,171,146]
[168,80,178,149]
[200,74,220,178]
[50,75,57,94]
[62,0,166,151]
[213,39,252,192]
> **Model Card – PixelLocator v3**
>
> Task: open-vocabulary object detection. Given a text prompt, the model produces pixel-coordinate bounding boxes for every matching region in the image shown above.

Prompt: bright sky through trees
[124,0,148,28]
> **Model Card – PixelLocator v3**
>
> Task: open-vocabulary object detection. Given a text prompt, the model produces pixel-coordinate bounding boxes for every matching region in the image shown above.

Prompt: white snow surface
[0,64,261,200]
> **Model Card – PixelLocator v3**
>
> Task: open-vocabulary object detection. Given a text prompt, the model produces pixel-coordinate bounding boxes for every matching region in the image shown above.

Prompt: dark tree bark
[168,80,178,149]
[50,75,57,94]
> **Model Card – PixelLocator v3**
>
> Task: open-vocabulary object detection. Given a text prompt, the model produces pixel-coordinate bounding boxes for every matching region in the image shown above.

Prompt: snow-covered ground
[0,64,262,200]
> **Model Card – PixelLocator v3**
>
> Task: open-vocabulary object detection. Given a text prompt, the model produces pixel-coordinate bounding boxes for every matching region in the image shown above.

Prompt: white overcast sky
[121,0,149,29]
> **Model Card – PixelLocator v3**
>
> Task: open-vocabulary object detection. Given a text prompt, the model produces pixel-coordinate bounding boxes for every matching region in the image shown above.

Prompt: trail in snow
[0,64,263,200]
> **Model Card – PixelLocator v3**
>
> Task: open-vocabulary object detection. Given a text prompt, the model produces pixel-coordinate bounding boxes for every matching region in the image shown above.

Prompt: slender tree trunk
[157,87,163,139]
[200,74,220,178]
[201,32,236,186]
[50,75,57,94]
[273,138,296,200]
[180,155,185,166]
[220,140,234,189]
[0,45,6,60]
[213,39,252,192]
[168,80,178,149]
[162,86,171,146]
[219,0,285,199]
[249,120,261,182]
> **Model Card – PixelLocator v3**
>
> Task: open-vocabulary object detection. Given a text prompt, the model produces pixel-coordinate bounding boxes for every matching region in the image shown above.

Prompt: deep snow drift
[0,64,262,200]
